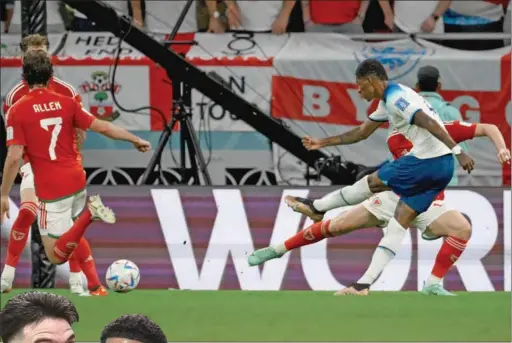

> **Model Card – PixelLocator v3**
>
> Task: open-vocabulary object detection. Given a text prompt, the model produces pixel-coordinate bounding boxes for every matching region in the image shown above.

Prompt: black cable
[108,14,179,179]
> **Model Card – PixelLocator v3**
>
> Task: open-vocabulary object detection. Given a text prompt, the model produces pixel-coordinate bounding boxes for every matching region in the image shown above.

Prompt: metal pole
[340,32,512,41]
[20,0,55,289]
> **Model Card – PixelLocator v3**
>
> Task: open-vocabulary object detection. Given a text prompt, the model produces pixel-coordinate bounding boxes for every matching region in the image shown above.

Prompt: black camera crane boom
[62,0,347,184]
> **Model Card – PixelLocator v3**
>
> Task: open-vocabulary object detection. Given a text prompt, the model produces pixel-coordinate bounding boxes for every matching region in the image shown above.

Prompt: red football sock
[68,253,81,273]
[5,202,38,267]
[284,220,333,251]
[75,238,101,290]
[431,236,468,279]
[53,209,92,262]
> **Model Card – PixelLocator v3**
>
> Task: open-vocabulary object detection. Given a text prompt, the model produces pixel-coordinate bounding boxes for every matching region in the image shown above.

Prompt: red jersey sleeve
[73,100,95,130]
[2,102,9,116]
[445,121,477,143]
[5,106,26,147]
[73,93,83,105]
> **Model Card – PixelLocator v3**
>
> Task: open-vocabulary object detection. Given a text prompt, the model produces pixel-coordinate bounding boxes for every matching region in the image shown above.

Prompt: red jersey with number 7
[5,88,94,201]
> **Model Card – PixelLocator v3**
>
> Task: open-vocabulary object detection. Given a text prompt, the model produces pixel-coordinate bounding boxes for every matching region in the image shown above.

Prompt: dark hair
[417,79,438,92]
[20,34,49,53]
[22,50,53,87]
[355,58,388,81]
[100,314,167,343]
[0,291,79,342]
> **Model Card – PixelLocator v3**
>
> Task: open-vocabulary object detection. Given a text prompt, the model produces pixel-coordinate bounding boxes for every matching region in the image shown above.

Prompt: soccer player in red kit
[249,120,510,295]
[0,34,104,296]
[0,51,151,292]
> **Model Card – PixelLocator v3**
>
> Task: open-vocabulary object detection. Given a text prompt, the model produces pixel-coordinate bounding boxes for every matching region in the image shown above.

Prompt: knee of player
[327,217,348,236]
[367,173,388,193]
[454,216,472,241]
[459,220,472,241]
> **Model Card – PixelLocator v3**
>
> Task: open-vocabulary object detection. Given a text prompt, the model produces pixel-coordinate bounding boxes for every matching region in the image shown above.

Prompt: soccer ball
[105,259,140,293]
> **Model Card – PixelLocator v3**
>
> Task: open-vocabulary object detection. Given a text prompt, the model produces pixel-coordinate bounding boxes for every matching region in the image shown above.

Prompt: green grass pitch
[1,289,510,341]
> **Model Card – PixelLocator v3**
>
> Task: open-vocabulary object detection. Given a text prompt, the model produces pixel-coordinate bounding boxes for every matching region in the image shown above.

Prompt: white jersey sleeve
[384,84,422,124]
[383,83,451,159]
[368,101,389,122]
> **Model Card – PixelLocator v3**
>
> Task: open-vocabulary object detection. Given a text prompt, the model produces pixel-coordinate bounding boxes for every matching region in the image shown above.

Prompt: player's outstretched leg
[421,211,471,296]
[248,205,380,266]
[48,195,115,264]
[284,176,380,222]
[1,201,38,293]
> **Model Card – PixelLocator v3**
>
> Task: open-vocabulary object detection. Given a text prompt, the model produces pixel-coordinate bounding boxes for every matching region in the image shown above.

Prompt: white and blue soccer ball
[106,259,140,293]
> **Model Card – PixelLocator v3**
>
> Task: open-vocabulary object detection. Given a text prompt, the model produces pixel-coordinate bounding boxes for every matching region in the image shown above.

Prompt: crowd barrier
[1,186,510,292]
[1,32,510,186]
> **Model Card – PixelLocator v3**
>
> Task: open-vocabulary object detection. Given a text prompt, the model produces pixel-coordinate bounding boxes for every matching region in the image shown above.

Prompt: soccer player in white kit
[248,119,510,295]
[263,59,475,294]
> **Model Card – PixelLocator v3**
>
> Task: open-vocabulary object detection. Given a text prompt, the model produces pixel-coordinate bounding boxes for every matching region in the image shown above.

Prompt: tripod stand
[139,79,212,185]
[139,0,210,185]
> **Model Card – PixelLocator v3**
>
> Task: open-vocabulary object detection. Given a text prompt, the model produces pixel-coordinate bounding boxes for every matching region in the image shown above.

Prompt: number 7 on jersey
[40,117,63,160]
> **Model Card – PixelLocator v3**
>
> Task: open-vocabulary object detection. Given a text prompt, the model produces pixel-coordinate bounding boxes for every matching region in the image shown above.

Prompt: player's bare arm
[89,119,151,152]
[75,129,86,150]
[302,120,383,150]
[0,145,24,220]
[474,123,511,164]
[413,111,475,172]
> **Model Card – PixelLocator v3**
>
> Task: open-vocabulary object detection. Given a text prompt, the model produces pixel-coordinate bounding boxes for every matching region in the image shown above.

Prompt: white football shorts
[38,190,87,238]
[362,191,450,240]
[19,163,35,192]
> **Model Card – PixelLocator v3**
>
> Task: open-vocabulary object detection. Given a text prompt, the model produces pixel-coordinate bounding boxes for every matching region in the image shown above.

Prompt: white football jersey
[369,83,451,159]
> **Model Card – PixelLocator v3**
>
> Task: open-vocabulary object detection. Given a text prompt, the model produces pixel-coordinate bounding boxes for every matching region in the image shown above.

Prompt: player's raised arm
[410,111,474,172]
[71,100,151,152]
[303,118,384,150]
[474,123,511,164]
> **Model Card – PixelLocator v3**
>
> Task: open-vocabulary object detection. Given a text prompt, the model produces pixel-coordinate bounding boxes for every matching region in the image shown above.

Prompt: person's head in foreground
[355,58,389,101]
[416,65,441,93]
[0,291,79,343]
[100,314,167,343]
[20,34,50,55]
[22,49,54,88]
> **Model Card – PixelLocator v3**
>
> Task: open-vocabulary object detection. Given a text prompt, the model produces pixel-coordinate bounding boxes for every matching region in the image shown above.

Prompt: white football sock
[426,275,442,286]
[1,265,15,280]
[313,176,373,212]
[69,272,83,284]
[357,218,407,285]
[273,243,287,255]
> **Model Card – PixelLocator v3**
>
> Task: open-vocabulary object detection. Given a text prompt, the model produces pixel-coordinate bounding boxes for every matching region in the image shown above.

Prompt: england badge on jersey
[395,97,410,111]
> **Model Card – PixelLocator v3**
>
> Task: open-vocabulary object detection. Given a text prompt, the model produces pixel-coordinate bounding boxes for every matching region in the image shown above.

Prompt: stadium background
[0,0,511,341]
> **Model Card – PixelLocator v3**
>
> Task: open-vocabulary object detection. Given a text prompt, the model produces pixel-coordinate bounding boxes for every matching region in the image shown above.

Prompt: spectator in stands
[201,0,227,33]
[100,314,167,343]
[0,0,14,33]
[364,0,394,33]
[301,0,370,34]
[0,291,79,343]
[416,65,467,185]
[224,0,295,34]
[131,0,197,34]
[380,0,451,34]
[443,0,508,50]
[65,1,131,32]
